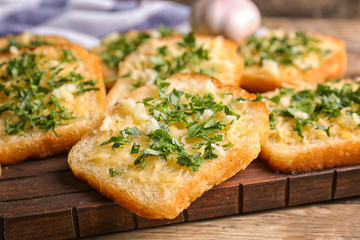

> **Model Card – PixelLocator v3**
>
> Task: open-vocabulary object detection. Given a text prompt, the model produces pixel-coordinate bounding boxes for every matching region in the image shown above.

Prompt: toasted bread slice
[261,79,360,173]
[91,27,178,89]
[0,44,106,164]
[0,31,69,53]
[68,73,269,219]
[238,30,346,93]
[107,33,244,107]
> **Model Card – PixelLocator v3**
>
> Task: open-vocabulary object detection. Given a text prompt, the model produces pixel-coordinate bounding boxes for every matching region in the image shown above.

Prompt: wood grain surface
[1,154,360,239]
[87,199,360,240]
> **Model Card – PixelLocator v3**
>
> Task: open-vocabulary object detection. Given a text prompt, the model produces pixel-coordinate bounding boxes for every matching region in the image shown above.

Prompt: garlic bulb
[190,0,261,42]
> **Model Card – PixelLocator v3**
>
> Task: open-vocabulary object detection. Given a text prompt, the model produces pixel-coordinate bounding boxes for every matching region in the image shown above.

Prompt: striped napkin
[0,0,191,48]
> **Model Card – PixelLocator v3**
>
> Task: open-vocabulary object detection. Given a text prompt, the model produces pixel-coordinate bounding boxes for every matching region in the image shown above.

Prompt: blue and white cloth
[0,0,191,49]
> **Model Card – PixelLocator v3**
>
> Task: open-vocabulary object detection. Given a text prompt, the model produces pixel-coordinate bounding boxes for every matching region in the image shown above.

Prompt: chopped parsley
[131,79,142,91]
[101,32,151,69]
[101,78,242,172]
[60,49,77,63]
[109,168,124,177]
[0,35,51,53]
[0,50,99,136]
[100,126,140,150]
[47,71,99,96]
[130,32,213,89]
[265,81,360,138]
[239,31,332,70]
[101,25,175,70]
[199,68,215,77]
[120,72,131,78]
[157,25,173,37]
[234,93,263,103]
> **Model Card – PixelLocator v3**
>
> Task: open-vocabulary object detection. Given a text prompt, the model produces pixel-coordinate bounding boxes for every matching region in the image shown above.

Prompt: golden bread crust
[106,35,244,107]
[240,33,347,93]
[261,140,360,173]
[68,73,269,219]
[0,44,107,164]
[97,59,118,89]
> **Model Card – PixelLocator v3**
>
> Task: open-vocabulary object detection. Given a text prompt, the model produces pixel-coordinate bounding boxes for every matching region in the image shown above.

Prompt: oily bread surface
[240,33,346,93]
[260,79,360,173]
[107,35,244,107]
[68,73,269,219]
[0,44,107,164]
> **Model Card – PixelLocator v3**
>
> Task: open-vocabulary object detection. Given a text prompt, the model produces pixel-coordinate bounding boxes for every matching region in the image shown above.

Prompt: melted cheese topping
[264,80,360,146]
[95,29,166,68]
[9,46,19,55]
[120,36,240,89]
[52,83,78,101]
[81,79,255,192]
[0,46,100,143]
[240,30,336,78]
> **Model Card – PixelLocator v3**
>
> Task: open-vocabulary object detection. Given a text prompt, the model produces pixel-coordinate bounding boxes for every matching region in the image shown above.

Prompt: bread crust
[107,35,244,107]
[68,73,269,219]
[240,33,347,93]
[97,58,118,90]
[0,44,107,164]
[261,140,360,173]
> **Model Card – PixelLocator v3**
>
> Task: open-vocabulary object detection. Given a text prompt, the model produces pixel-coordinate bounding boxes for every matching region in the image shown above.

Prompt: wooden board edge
[241,179,287,213]
[76,202,135,237]
[334,166,360,199]
[0,154,69,180]
[1,217,4,240]
[3,210,75,240]
[288,170,334,206]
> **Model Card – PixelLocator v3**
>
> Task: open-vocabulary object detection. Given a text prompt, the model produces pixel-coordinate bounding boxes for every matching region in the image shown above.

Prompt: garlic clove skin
[205,0,226,35]
[190,0,261,42]
[190,0,212,34]
[224,1,261,42]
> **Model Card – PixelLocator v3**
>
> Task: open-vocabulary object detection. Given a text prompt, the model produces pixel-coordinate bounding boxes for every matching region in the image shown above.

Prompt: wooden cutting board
[1,154,360,239]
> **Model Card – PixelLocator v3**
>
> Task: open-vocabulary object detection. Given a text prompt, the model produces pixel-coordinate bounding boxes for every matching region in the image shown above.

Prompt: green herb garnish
[131,32,213,89]
[234,93,263,103]
[157,25,173,37]
[0,50,99,136]
[131,79,143,91]
[199,68,215,77]
[239,31,332,70]
[100,126,140,149]
[101,78,240,172]
[60,49,77,63]
[101,25,175,70]
[109,168,124,177]
[101,32,151,69]
[266,81,360,138]
[0,35,51,53]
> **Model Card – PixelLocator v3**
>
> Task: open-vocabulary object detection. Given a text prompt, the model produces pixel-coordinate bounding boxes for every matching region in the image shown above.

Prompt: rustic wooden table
[88,17,360,240]
[89,198,360,239]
